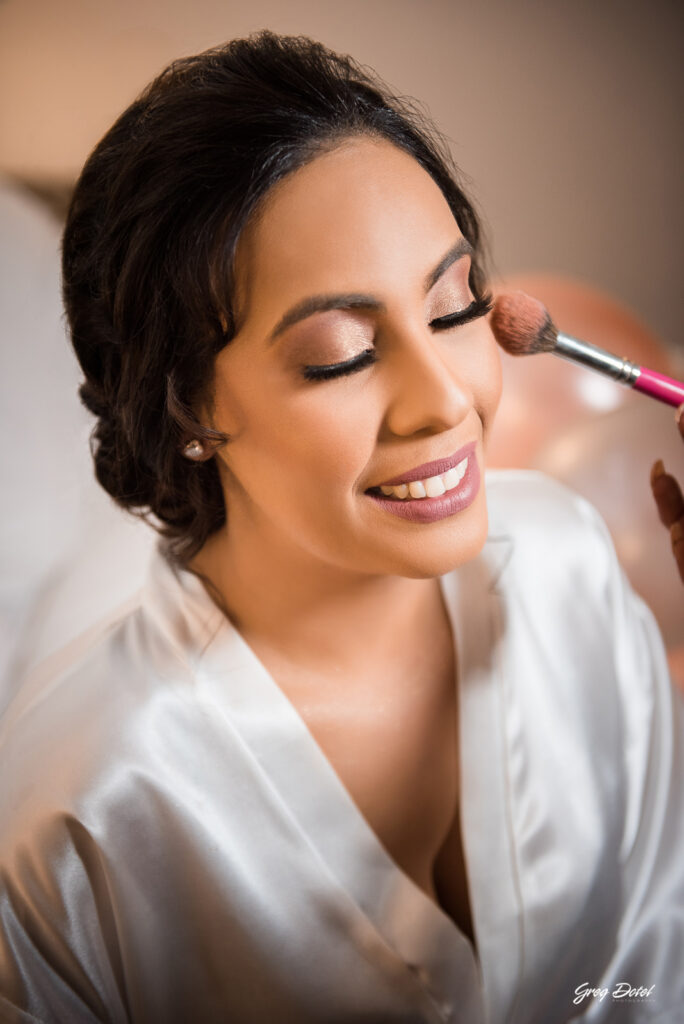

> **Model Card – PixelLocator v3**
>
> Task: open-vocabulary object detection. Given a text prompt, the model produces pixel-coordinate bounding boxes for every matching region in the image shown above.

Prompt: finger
[650,460,684,527]
[671,520,684,586]
[677,404,684,442]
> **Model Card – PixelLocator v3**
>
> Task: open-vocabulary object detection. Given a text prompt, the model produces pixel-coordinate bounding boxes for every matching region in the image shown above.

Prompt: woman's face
[205,136,502,579]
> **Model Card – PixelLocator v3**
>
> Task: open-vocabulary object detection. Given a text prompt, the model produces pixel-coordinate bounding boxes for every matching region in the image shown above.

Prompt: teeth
[425,476,446,498]
[377,456,468,501]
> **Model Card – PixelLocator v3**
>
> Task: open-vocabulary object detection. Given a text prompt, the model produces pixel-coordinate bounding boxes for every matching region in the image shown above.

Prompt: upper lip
[370,440,477,488]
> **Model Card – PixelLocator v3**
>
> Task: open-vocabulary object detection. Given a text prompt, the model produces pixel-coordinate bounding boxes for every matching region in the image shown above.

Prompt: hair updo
[62,30,488,566]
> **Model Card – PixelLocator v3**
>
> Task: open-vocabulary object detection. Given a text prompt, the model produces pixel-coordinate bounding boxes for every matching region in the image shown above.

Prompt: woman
[1,31,682,1024]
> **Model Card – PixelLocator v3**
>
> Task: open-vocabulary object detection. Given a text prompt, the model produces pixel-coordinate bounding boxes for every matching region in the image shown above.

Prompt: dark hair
[62,30,489,566]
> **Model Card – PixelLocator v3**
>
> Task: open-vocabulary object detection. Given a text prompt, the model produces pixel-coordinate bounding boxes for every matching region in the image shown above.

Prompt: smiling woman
[191,137,500,601]
[1,30,683,1024]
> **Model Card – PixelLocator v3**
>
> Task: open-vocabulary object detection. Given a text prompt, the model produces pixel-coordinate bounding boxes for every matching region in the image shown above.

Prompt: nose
[381,324,473,439]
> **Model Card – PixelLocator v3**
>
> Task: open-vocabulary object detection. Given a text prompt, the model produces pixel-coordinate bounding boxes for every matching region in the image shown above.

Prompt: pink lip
[371,440,477,488]
[365,449,480,524]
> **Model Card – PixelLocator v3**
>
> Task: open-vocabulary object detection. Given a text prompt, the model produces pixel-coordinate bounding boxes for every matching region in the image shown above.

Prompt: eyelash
[301,293,493,382]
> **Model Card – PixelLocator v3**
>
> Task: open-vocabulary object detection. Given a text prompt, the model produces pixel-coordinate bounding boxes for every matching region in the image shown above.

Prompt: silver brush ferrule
[554,332,641,386]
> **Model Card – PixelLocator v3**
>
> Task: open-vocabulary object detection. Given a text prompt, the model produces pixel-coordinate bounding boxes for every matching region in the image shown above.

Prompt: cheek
[456,329,502,434]
[480,333,503,425]
[213,356,377,500]
[270,395,376,494]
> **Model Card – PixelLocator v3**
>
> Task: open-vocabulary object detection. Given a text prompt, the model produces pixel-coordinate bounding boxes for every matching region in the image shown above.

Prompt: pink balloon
[531,399,683,649]
[669,646,684,695]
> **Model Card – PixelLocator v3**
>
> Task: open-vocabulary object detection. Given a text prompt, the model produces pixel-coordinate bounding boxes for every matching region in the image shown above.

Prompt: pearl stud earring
[183,439,205,460]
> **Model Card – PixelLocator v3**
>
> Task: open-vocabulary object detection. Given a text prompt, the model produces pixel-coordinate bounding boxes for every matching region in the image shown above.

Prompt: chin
[383,500,490,580]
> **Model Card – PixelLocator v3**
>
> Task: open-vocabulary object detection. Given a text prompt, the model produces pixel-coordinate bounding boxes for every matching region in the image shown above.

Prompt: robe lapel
[441,530,523,1024]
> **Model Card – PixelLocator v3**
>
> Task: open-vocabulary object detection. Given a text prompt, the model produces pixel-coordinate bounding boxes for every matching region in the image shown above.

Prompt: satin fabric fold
[1,470,682,1023]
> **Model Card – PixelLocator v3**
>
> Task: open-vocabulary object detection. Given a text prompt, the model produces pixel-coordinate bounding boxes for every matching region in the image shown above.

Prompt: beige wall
[1,0,682,345]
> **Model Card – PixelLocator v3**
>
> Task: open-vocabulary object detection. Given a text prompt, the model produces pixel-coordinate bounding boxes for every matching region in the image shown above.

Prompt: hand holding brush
[650,408,684,585]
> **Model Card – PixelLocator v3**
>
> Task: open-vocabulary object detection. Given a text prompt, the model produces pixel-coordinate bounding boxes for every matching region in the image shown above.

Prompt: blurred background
[1,0,683,700]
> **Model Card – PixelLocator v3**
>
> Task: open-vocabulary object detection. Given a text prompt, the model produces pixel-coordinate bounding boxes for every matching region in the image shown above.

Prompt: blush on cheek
[478,337,503,445]
[287,401,377,493]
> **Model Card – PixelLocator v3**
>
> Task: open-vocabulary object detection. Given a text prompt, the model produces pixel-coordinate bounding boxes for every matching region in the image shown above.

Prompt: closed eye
[301,293,493,382]
[302,349,378,382]
[429,293,493,330]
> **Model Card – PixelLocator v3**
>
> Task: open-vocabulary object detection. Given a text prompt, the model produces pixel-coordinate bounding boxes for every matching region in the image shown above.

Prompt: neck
[189,502,441,678]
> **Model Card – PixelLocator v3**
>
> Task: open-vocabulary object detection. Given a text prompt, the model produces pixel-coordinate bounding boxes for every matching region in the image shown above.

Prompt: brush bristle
[490,291,558,356]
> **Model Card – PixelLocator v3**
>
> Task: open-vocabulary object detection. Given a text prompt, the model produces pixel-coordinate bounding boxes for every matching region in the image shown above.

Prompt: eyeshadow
[284,309,374,364]
[428,261,471,320]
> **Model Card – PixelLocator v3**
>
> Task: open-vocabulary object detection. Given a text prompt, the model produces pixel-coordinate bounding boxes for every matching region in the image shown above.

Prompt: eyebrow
[268,237,474,341]
[423,236,473,292]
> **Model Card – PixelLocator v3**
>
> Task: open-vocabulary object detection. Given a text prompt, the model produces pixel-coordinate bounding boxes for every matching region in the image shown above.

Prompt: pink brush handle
[633,366,684,407]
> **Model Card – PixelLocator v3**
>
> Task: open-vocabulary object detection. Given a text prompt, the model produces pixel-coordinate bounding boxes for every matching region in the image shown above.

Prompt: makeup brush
[490,291,684,408]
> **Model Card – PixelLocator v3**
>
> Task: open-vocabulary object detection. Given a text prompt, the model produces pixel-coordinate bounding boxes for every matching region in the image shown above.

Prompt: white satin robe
[0,470,682,1024]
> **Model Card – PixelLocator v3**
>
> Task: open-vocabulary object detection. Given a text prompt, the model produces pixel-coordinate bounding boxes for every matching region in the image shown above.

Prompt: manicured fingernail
[672,520,684,543]
[651,459,665,485]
